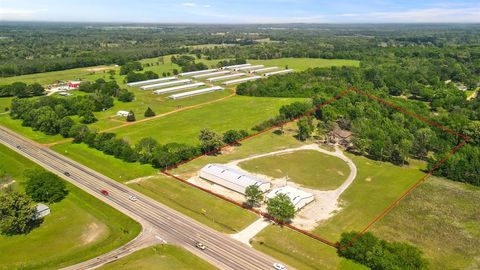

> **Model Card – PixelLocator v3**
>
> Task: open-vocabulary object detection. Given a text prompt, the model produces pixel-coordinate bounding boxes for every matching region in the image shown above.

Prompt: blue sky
[0,0,479,23]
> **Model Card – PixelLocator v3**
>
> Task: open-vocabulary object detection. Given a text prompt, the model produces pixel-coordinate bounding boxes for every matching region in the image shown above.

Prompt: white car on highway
[128,195,138,202]
[273,263,287,270]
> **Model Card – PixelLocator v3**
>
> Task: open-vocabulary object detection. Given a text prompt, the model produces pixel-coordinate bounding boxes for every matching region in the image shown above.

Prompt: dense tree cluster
[125,70,158,83]
[25,169,68,203]
[216,59,247,68]
[171,55,208,72]
[119,61,143,75]
[338,232,427,270]
[71,127,250,170]
[0,82,45,98]
[0,191,37,235]
[238,64,480,186]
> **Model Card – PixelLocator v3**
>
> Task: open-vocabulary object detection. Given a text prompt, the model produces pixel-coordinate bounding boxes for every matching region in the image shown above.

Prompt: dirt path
[227,144,357,230]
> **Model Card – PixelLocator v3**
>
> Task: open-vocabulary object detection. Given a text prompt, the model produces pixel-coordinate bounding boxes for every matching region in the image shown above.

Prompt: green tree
[135,137,158,164]
[297,117,314,141]
[198,128,223,153]
[58,117,74,138]
[0,191,37,235]
[245,185,264,207]
[25,169,68,203]
[80,110,97,124]
[266,193,295,223]
[222,129,249,145]
[144,107,156,117]
[126,110,136,122]
[117,89,135,102]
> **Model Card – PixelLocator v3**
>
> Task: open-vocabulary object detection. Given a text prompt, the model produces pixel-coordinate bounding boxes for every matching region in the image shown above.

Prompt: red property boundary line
[160,86,470,250]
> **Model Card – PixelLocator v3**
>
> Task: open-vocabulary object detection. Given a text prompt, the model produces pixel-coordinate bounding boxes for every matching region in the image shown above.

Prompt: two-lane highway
[0,126,287,270]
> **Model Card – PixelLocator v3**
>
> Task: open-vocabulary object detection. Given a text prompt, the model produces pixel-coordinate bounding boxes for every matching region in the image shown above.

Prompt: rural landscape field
[1,1,479,270]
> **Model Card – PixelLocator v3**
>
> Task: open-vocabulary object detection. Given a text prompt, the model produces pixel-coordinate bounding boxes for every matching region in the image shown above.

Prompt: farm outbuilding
[126,76,177,87]
[179,69,218,76]
[234,64,264,71]
[34,203,50,220]
[249,66,279,73]
[168,86,224,99]
[206,73,244,82]
[266,186,314,211]
[116,110,130,117]
[140,79,191,90]
[222,76,261,85]
[263,69,294,77]
[153,82,205,95]
[192,70,230,79]
[67,81,81,89]
[221,63,251,70]
[199,164,271,195]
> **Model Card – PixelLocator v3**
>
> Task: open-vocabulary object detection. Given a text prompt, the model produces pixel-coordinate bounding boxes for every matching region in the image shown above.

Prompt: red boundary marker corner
[160,86,469,250]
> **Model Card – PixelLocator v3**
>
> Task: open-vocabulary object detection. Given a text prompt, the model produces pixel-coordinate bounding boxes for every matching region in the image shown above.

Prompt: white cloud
[180,2,210,8]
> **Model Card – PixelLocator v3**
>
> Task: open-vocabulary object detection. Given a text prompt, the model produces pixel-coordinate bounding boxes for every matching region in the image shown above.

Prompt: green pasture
[249,58,360,72]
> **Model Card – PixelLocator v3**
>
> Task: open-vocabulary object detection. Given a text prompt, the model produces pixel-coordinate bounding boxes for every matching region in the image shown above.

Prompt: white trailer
[221,63,251,70]
[206,73,245,82]
[168,86,224,99]
[140,79,191,90]
[222,76,262,85]
[153,82,205,95]
[263,69,294,77]
[192,70,231,79]
[126,77,177,87]
[249,67,279,73]
[179,69,218,76]
[234,64,264,71]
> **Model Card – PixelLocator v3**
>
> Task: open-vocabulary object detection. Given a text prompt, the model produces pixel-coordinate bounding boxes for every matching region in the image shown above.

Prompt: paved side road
[0,126,288,270]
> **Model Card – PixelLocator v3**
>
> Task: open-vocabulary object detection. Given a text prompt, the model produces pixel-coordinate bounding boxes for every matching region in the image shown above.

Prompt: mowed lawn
[249,58,360,71]
[112,96,304,145]
[372,177,480,269]
[0,144,140,270]
[51,142,158,182]
[99,245,216,270]
[313,154,425,240]
[129,174,257,233]
[239,150,350,190]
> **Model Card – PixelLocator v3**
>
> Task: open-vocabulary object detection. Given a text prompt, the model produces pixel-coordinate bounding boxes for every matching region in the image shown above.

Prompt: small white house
[199,164,270,195]
[116,110,130,117]
[34,203,50,220]
[266,186,314,211]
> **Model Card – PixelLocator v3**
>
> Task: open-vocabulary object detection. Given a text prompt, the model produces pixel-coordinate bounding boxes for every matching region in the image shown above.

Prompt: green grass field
[112,96,304,145]
[0,97,13,112]
[51,142,158,182]
[249,58,360,71]
[239,150,350,190]
[0,143,141,270]
[99,245,215,270]
[313,154,426,240]
[372,177,480,269]
[129,174,257,233]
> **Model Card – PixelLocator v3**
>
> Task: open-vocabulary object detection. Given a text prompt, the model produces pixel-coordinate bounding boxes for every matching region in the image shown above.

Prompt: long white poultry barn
[140,79,191,90]
[193,70,231,79]
[263,69,294,77]
[168,86,224,99]
[266,186,314,211]
[153,82,205,95]
[199,164,271,195]
[126,76,177,87]
[206,73,244,82]
[249,67,279,73]
[221,63,251,70]
[234,64,264,71]
[179,68,218,76]
[222,76,262,85]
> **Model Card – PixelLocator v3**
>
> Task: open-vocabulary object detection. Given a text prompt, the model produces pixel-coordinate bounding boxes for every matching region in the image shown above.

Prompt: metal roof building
[221,63,251,70]
[199,164,271,195]
[153,82,205,95]
[222,76,262,85]
[234,64,264,71]
[126,76,177,87]
[192,70,230,79]
[179,69,218,76]
[34,203,51,220]
[168,86,224,99]
[206,73,245,82]
[266,186,314,211]
[249,67,279,73]
[140,79,191,90]
[263,69,294,77]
